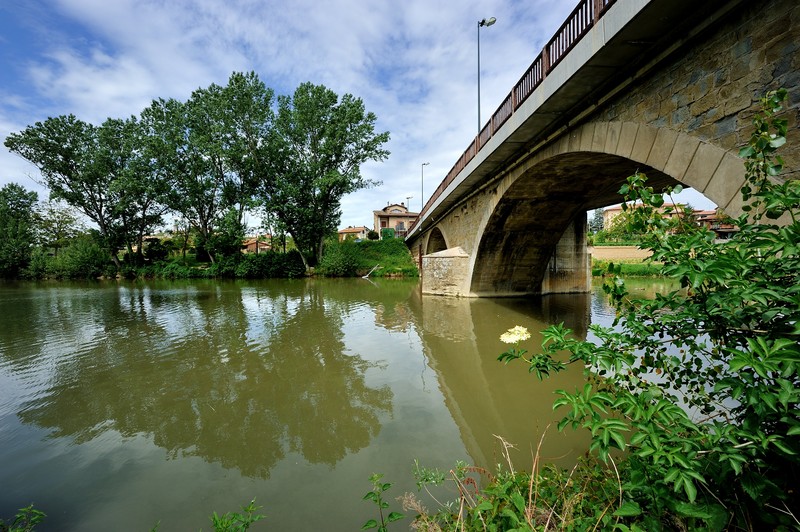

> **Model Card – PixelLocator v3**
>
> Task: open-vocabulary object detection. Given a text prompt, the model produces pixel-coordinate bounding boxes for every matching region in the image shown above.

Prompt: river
[0,278,663,530]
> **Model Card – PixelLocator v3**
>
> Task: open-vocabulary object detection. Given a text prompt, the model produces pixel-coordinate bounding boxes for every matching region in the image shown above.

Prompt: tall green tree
[140,97,223,262]
[98,116,171,265]
[37,200,84,257]
[263,82,390,268]
[4,115,123,268]
[183,72,275,260]
[0,183,38,278]
[588,208,604,233]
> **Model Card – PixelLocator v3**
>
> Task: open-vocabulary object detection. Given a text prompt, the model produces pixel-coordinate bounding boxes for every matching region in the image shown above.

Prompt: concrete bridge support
[420,217,590,297]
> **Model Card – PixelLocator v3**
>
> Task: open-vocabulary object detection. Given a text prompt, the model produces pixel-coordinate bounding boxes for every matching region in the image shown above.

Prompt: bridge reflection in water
[415,290,594,470]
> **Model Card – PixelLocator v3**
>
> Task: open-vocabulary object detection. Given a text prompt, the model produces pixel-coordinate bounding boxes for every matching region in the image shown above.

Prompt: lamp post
[478,17,496,136]
[420,162,430,212]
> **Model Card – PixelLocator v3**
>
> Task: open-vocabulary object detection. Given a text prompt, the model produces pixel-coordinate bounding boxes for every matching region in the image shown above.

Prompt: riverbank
[589,245,661,277]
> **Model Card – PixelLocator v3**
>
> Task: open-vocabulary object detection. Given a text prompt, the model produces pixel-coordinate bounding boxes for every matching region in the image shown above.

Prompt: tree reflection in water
[16,280,393,478]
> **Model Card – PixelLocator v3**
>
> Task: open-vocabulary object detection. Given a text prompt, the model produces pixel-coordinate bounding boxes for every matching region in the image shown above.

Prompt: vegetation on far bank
[3,72,390,277]
[591,258,663,278]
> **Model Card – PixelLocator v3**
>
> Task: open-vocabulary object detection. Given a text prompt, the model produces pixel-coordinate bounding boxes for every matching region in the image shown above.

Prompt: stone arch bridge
[405,0,799,297]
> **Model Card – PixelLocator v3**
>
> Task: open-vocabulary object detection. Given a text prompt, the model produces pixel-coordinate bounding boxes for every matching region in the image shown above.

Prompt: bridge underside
[472,153,675,295]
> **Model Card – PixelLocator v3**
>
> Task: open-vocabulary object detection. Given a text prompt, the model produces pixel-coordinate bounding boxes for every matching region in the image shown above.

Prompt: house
[694,210,738,239]
[337,226,369,242]
[241,237,271,253]
[602,203,684,228]
[373,202,418,239]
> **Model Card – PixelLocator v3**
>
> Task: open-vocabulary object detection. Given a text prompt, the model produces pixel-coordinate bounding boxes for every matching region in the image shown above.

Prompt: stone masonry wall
[598,0,800,179]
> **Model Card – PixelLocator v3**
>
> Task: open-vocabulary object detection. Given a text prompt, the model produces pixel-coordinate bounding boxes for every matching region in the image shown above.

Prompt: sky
[0,0,714,232]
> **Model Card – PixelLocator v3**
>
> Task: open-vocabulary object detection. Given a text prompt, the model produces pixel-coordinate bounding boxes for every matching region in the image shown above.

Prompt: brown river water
[0,277,667,530]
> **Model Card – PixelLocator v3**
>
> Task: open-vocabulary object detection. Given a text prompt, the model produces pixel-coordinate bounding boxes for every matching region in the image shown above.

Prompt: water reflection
[0,279,622,530]
[11,280,393,478]
[415,293,593,470]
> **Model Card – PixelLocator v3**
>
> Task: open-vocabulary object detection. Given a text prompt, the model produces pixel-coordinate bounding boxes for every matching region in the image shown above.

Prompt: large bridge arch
[467,122,744,296]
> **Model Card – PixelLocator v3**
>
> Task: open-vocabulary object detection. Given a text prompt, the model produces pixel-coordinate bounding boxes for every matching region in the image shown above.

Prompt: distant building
[694,210,738,239]
[602,204,737,240]
[602,203,683,227]
[373,202,418,239]
[241,237,271,253]
[337,226,369,242]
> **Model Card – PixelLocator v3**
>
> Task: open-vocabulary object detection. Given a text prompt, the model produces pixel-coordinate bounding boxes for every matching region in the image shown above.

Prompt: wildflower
[500,326,531,345]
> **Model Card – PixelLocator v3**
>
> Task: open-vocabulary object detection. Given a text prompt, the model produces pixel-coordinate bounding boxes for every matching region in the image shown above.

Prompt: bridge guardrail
[410,0,617,233]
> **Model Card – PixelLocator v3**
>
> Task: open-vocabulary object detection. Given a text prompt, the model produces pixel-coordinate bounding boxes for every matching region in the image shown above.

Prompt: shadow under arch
[470,151,679,295]
[425,226,448,255]
[465,119,750,295]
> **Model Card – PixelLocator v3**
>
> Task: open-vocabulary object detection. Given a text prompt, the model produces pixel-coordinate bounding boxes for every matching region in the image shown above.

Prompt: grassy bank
[591,258,663,277]
[317,238,418,278]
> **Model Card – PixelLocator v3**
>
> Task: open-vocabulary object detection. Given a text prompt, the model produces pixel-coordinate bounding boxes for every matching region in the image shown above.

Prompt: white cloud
[0,0,715,231]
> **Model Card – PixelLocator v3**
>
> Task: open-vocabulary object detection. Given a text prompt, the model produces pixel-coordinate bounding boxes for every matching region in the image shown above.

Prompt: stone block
[704,152,746,213]
[616,122,639,158]
[579,123,596,151]
[664,133,700,181]
[591,122,608,152]
[631,124,657,163]
[604,121,622,153]
[684,142,725,191]
[647,128,679,171]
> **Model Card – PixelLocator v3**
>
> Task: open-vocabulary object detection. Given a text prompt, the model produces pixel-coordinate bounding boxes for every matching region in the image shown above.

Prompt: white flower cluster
[500,326,531,345]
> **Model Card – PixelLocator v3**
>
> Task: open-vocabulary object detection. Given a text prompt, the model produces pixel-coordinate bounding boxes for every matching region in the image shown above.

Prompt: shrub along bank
[317,237,418,278]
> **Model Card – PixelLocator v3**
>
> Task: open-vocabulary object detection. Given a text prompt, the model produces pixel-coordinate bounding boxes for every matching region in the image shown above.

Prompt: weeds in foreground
[404,434,628,531]
[362,473,405,531]
[0,505,45,532]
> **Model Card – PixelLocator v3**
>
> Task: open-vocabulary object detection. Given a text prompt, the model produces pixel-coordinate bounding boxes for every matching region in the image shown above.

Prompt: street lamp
[420,162,430,212]
[478,17,496,135]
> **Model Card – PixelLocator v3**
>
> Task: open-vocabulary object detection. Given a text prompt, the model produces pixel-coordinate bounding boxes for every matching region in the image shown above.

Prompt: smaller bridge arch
[425,227,448,255]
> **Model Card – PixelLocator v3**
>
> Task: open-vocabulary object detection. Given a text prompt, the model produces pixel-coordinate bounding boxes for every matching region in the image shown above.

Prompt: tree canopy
[0,183,38,278]
[4,73,389,271]
[263,82,390,267]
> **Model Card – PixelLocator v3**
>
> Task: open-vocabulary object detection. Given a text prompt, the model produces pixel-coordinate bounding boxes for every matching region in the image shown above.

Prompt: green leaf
[674,502,713,519]
[613,501,642,517]
[362,519,378,530]
[387,512,404,522]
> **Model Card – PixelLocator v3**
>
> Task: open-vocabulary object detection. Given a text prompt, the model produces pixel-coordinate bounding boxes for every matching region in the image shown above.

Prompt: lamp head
[479,17,496,27]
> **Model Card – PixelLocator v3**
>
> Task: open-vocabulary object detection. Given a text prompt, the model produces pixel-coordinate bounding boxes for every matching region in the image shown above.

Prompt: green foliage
[0,183,38,278]
[591,259,662,277]
[318,238,418,277]
[495,89,800,529]
[36,200,83,257]
[47,234,113,279]
[318,238,361,276]
[407,455,629,531]
[588,208,604,233]
[362,474,404,531]
[0,505,45,532]
[367,229,379,240]
[234,250,306,279]
[262,82,390,268]
[210,498,265,532]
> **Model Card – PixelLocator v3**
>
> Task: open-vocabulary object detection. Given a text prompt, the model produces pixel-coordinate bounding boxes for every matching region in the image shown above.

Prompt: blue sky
[0,0,714,231]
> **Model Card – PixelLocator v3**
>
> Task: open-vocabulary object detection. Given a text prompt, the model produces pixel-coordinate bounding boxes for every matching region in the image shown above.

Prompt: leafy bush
[235,250,306,279]
[47,235,111,279]
[591,259,662,277]
[495,89,799,529]
[318,239,361,277]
